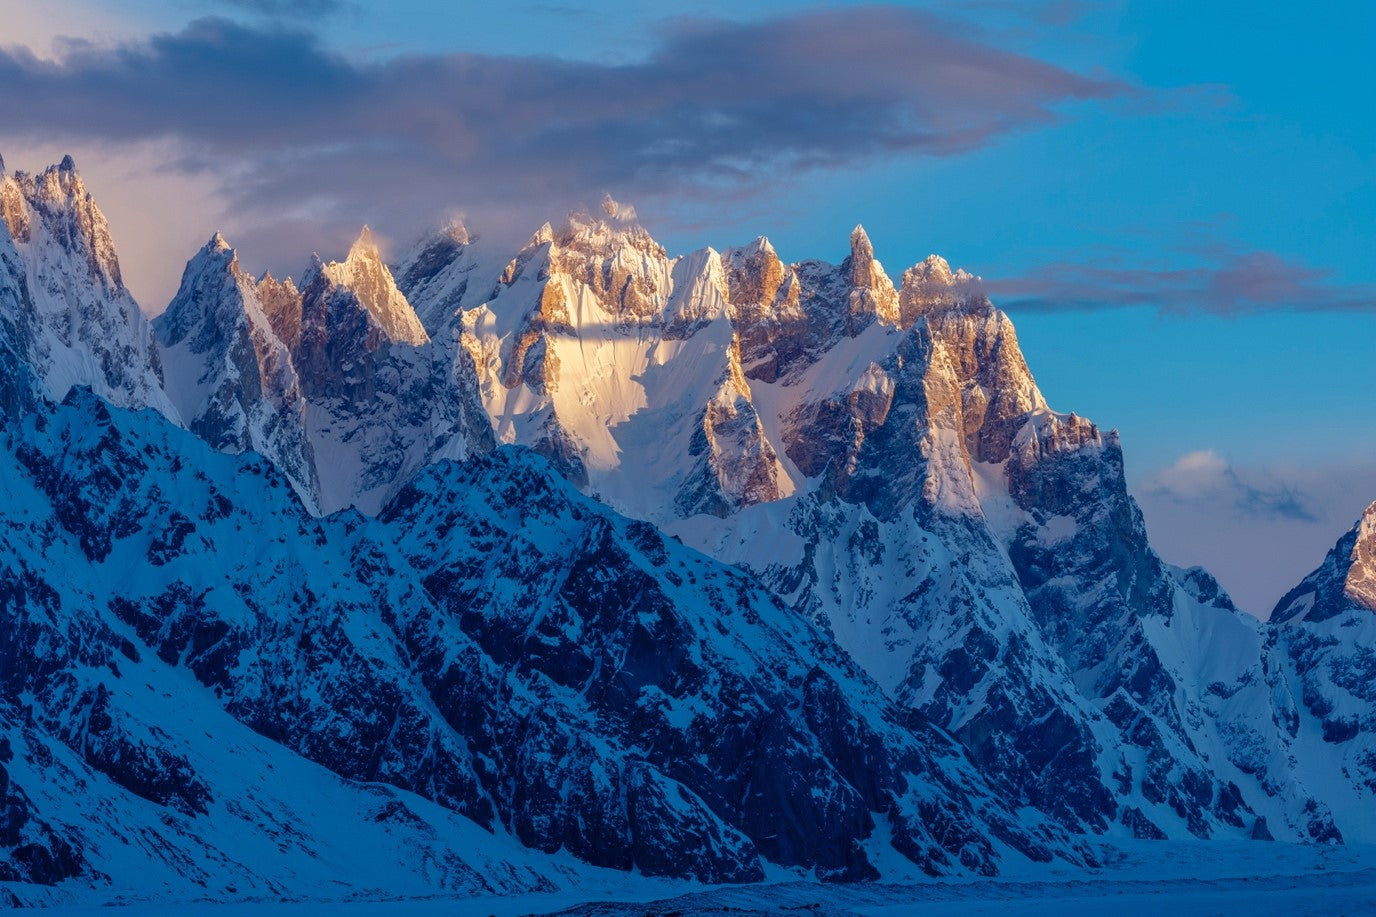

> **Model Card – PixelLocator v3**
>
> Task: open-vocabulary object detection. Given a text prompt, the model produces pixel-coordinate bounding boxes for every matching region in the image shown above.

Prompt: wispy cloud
[1134,452,1376,616]
[1142,450,1319,522]
[986,244,1376,314]
[0,10,1119,259]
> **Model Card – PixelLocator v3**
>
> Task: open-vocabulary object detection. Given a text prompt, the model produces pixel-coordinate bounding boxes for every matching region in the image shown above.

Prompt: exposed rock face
[0,157,174,418]
[720,237,807,384]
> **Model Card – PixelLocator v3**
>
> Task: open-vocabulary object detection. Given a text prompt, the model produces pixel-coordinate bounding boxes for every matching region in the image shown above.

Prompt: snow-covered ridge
[5,155,1376,907]
[0,388,1090,904]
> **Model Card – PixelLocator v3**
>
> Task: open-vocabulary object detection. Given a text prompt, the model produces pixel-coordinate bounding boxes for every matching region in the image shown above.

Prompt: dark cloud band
[0,9,1116,240]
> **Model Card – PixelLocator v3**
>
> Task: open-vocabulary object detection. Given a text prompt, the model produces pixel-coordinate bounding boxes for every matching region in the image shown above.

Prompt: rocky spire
[1,155,176,419]
[319,226,429,346]
[844,224,899,329]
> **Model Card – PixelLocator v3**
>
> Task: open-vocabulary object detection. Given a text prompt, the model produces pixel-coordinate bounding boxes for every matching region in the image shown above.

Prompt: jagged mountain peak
[899,253,984,322]
[599,191,637,222]
[9,155,122,290]
[912,253,955,285]
[255,268,293,288]
[559,202,665,257]
[307,227,429,347]
[22,156,93,224]
[348,223,380,260]
[739,235,777,258]
[256,269,297,294]
[839,223,899,328]
[157,237,247,348]
[527,220,555,248]
[849,223,873,257]
[905,253,979,289]
[0,154,175,418]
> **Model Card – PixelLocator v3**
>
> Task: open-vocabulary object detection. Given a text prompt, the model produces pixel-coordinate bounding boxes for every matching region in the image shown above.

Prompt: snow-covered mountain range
[1,158,1373,907]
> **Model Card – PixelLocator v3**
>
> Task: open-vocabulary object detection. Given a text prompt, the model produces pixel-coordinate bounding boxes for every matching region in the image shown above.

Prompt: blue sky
[2,0,1373,613]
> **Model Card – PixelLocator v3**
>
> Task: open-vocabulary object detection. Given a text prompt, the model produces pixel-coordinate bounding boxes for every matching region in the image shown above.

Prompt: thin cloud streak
[987,246,1376,314]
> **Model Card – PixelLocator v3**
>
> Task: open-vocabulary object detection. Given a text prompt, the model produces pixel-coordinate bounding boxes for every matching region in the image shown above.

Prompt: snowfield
[28,843,1376,915]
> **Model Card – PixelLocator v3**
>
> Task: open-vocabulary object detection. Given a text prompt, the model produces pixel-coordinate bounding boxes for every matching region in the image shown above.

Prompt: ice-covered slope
[0,155,175,418]
[0,390,1090,905]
